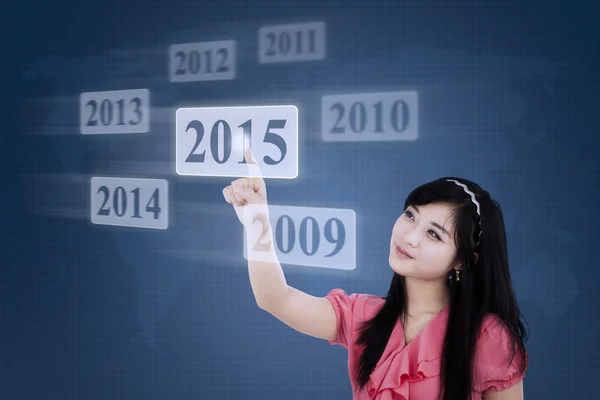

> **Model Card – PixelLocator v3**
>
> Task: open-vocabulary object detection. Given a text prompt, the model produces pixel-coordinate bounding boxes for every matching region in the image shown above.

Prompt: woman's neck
[403,276,449,318]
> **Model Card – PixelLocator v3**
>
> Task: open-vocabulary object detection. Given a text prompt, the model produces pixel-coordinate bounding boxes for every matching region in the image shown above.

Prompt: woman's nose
[402,230,419,248]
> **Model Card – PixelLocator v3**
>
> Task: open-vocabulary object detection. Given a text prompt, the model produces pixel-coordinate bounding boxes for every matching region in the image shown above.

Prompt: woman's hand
[222,146,269,226]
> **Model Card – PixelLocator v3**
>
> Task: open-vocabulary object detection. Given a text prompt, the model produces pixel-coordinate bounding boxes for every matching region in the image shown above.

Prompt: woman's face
[389,203,460,281]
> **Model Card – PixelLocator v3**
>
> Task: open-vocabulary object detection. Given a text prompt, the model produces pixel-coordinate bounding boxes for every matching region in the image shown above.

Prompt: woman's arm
[222,147,338,342]
[233,199,338,342]
[258,282,338,341]
[484,378,524,399]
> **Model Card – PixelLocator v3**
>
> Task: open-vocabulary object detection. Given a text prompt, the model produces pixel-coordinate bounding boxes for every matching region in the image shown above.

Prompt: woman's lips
[396,245,414,259]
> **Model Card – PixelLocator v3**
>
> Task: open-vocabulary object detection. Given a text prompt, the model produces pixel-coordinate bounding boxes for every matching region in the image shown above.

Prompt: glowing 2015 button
[175,105,298,179]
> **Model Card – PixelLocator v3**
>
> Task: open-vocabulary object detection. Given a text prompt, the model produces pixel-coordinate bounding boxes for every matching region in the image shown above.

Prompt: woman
[222,152,528,399]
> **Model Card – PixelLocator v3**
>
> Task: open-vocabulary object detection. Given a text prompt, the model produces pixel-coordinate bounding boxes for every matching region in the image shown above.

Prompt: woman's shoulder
[474,313,528,394]
[475,313,520,360]
[324,289,386,348]
[326,288,383,302]
[479,313,509,334]
[325,289,385,318]
[476,313,519,347]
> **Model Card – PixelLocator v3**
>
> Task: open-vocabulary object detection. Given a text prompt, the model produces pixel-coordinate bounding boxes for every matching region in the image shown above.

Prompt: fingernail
[233,185,242,193]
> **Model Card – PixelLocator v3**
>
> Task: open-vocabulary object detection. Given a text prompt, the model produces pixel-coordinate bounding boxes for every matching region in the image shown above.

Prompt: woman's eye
[429,230,441,240]
[404,211,414,220]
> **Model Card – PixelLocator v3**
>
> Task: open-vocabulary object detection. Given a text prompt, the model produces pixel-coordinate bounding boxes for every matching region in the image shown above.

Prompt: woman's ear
[450,259,462,271]
[472,252,479,265]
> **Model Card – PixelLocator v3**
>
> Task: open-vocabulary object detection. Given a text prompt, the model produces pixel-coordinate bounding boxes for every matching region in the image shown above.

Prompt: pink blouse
[326,289,527,400]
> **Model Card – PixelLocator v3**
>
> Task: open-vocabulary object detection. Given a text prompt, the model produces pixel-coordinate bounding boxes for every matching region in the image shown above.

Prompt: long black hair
[355,177,528,399]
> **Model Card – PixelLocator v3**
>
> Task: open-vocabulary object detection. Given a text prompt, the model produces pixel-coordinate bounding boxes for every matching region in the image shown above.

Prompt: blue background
[2,0,598,398]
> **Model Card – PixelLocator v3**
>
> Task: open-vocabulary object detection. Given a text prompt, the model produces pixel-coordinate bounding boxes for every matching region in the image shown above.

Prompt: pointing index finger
[245,145,263,179]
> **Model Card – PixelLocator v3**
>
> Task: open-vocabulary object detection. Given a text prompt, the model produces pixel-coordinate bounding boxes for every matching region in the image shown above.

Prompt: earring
[455,266,463,282]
